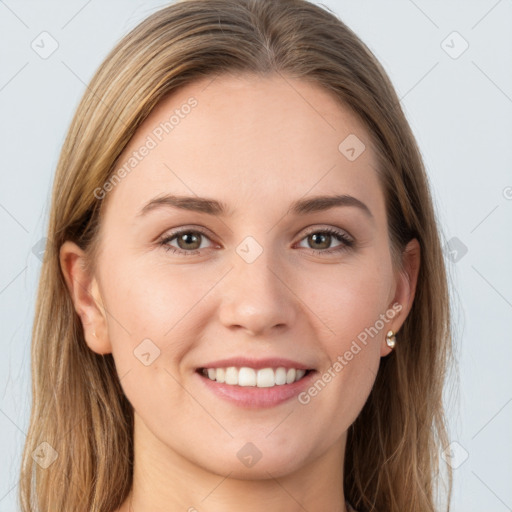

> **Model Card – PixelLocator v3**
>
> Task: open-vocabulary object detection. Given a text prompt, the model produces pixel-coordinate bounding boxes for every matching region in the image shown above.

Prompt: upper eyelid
[159,225,215,241]
[300,225,352,239]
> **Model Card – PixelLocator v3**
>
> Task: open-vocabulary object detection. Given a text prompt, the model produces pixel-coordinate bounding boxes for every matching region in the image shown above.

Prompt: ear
[59,240,112,355]
[380,238,421,357]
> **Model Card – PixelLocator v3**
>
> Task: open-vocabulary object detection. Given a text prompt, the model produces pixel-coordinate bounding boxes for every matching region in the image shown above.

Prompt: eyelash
[158,226,355,257]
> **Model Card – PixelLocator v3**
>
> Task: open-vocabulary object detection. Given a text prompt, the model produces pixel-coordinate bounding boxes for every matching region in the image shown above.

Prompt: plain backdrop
[0,1,511,511]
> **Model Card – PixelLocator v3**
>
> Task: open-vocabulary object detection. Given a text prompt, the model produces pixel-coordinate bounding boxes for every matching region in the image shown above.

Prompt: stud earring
[386,330,396,349]
[93,331,97,338]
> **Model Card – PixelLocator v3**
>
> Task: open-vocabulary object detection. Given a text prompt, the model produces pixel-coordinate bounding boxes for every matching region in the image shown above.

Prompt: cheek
[299,255,393,408]
[96,255,215,374]
[100,252,212,331]
[304,257,394,345]
[96,258,206,419]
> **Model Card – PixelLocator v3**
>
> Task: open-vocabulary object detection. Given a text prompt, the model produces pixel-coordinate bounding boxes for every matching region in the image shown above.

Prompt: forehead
[102,72,384,222]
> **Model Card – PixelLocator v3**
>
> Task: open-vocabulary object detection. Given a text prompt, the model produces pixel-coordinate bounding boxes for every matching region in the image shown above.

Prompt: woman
[19,0,454,510]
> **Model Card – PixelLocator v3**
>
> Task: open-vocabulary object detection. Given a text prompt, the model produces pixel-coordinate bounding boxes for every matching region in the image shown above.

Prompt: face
[62,73,417,481]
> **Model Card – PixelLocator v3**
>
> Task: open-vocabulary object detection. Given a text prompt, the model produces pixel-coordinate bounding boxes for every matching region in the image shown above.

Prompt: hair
[19,0,454,510]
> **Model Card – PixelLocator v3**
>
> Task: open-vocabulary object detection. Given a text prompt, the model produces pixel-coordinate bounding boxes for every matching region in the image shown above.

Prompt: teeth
[256,368,274,388]
[201,366,309,387]
[275,367,287,385]
[286,368,296,384]
[239,367,256,387]
[225,367,238,385]
[216,368,225,383]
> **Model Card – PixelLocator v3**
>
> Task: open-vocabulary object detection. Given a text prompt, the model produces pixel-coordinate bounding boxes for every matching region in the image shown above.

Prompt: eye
[296,227,354,255]
[158,228,214,255]
[158,226,355,256]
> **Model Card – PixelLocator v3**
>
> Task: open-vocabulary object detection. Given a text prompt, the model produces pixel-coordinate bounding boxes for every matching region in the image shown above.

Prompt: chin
[193,442,309,480]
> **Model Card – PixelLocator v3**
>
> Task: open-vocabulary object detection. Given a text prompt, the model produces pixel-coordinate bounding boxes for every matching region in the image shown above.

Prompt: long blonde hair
[19,0,454,510]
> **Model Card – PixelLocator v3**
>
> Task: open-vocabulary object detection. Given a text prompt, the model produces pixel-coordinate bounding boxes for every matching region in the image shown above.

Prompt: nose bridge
[218,236,297,336]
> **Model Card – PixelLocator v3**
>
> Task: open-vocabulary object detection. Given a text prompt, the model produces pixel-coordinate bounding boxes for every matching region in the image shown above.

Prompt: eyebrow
[137,193,373,219]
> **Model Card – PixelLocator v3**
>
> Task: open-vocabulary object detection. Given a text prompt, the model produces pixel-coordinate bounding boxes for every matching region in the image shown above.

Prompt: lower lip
[196,370,317,409]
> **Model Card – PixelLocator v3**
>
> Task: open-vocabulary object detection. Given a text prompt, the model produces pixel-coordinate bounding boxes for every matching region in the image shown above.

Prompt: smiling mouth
[197,366,314,388]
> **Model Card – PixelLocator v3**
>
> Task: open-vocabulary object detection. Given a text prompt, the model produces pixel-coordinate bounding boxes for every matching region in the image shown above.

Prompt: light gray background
[1,1,511,511]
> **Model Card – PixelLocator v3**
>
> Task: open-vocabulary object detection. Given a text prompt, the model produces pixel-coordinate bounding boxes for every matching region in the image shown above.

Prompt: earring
[386,330,396,349]
[93,331,97,338]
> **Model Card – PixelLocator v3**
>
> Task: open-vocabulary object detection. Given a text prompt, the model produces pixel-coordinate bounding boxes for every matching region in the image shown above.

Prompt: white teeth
[201,366,309,387]
[238,367,256,387]
[256,368,275,388]
[275,367,287,385]
[225,366,238,385]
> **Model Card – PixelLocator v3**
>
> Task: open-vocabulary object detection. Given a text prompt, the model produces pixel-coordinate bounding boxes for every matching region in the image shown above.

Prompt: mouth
[196,366,314,388]
[196,365,317,408]
[194,357,318,408]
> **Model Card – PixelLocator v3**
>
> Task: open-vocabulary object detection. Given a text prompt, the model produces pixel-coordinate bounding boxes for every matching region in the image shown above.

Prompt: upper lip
[198,357,314,371]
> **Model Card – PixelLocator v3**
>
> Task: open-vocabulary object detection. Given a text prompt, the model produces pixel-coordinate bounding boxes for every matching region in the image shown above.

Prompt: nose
[217,248,298,337]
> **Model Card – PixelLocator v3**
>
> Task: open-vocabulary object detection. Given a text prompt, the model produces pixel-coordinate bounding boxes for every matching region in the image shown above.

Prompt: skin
[60,72,420,512]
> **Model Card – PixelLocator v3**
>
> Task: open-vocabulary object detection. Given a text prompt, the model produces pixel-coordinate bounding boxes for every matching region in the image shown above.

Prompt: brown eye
[159,229,213,255]
[307,232,333,250]
[175,232,202,250]
[297,227,354,255]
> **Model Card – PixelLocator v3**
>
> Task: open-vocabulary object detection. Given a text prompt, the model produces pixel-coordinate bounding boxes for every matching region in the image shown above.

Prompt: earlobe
[59,241,112,355]
[381,238,421,357]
